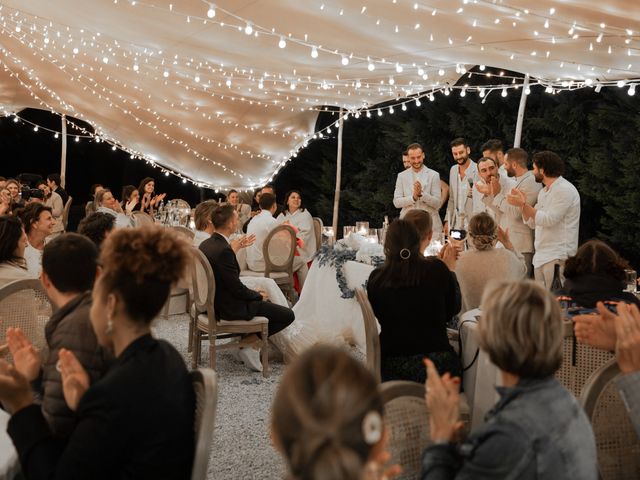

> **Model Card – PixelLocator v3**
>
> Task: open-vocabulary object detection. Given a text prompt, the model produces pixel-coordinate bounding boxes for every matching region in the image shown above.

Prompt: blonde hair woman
[421,280,597,479]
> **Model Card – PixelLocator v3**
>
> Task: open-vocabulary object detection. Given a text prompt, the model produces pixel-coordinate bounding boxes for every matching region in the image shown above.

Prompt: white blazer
[445,161,484,230]
[393,166,442,233]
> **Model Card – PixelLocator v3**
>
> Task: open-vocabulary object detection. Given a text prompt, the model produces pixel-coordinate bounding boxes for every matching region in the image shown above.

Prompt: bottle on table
[551,263,563,292]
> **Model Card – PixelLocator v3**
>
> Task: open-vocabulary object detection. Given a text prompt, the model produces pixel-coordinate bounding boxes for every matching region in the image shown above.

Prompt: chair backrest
[132,210,155,227]
[190,248,217,332]
[579,359,640,479]
[0,279,51,352]
[190,368,218,480]
[62,196,73,230]
[555,320,613,398]
[355,287,381,383]
[312,217,323,254]
[263,224,296,276]
[173,225,196,240]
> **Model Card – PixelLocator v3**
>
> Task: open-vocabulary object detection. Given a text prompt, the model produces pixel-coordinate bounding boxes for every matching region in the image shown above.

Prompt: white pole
[513,74,530,148]
[332,108,344,236]
[60,115,68,187]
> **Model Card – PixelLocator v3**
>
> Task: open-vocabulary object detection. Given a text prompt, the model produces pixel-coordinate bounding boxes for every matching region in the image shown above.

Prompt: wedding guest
[421,280,597,479]
[8,233,110,438]
[0,187,13,215]
[85,183,104,217]
[193,200,218,247]
[247,193,308,287]
[0,226,195,479]
[559,239,640,307]
[136,177,166,215]
[402,149,411,169]
[455,212,526,312]
[475,157,514,228]
[228,189,251,230]
[277,190,317,263]
[367,217,461,382]
[486,148,541,277]
[481,139,507,177]
[0,176,6,189]
[507,151,580,289]
[95,189,133,228]
[46,173,69,205]
[78,212,115,249]
[272,345,397,480]
[393,142,442,235]
[199,204,294,372]
[5,178,23,207]
[17,203,55,277]
[37,180,64,236]
[444,137,482,234]
[0,215,33,287]
[120,185,140,215]
[260,184,285,218]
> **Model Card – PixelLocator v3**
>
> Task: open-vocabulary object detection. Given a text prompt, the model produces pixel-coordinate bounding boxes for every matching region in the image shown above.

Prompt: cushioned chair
[355,287,381,383]
[61,196,72,231]
[380,380,471,480]
[132,210,155,227]
[0,279,52,354]
[556,320,613,398]
[161,226,195,319]
[190,248,270,377]
[312,217,323,255]
[579,359,640,479]
[190,368,218,480]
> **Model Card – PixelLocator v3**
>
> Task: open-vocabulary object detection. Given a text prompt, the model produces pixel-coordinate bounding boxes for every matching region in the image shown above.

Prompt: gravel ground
[152,314,287,480]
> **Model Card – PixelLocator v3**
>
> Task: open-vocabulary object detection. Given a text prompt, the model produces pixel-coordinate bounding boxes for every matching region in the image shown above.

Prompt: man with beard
[402,150,411,169]
[444,137,481,234]
[475,156,514,228]
[507,150,580,288]
[483,148,541,276]
[481,139,508,178]
[393,143,442,233]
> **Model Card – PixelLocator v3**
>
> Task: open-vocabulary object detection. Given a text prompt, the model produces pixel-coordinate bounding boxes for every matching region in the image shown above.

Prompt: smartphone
[449,229,467,240]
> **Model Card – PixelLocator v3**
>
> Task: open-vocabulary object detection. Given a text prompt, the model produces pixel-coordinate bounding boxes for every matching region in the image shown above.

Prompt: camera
[449,229,467,240]
[20,188,44,201]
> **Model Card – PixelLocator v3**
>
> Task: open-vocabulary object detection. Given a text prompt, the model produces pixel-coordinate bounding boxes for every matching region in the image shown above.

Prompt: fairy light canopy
[0,0,638,190]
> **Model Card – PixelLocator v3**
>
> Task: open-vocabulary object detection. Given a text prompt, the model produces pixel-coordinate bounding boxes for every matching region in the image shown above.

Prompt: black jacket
[199,232,262,319]
[9,334,195,480]
[558,274,640,308]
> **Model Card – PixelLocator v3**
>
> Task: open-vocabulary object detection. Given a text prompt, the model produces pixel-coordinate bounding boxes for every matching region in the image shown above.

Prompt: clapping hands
[412,181,423,201]
[506,188,526,207]
[58,348,90,411]
[7,327,41,381]
[424,358,464,443]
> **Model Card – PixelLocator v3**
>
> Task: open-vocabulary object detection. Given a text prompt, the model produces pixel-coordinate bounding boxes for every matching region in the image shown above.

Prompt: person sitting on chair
[0,215,34,287]
[7,233,111,438]
[46,174,69,206]
[199,204,295,372]
[17,203,55,277]
[95,189,133,229]
[247,192,308,288]
[78,212,115,250]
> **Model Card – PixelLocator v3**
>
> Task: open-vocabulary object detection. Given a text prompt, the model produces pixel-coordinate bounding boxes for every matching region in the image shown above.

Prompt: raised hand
[506,188,526,207]
[7,327,41,381]
[58,348,90,411]
[489,176,501,196]
[412,181,422,201]
[424,358,463,443]
[613,303,640,373]
[0,358,33,414]
[475,181,491,196]
[574,305,617,351]
[497,226,513,250]
[438,244,458,271]
[125,197,138,215]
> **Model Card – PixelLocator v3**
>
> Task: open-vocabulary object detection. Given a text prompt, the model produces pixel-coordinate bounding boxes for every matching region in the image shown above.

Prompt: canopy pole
[331,108,344,236]
[513,74,530,148]
[60,115,68,187]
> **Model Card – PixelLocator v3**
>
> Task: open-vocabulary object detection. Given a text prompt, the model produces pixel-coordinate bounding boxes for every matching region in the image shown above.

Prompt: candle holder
[322,226,335,246]
[355,221,369,236]
[343,226,356,239]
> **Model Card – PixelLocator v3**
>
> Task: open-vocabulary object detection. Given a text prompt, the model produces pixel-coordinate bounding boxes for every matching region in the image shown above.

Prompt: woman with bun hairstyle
[272,345,399,480]
[0,226,195,479]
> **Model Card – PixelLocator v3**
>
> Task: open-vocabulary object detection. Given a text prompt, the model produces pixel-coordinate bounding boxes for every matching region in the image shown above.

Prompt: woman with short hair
[421,280,598,479]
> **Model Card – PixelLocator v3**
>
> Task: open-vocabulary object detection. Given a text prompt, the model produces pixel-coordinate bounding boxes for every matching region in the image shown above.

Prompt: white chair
[132,211,155,227]
[62,196,72,231]
[312,217,323,255]
[190,368,218,480]
[354,287,381,383]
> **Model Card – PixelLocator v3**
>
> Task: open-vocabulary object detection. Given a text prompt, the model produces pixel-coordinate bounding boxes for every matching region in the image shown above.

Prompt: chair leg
[261,325,270,378]
[162,296,170,319]
[191,330,200,369]
[187,315,194,353]
[208,341,216,370]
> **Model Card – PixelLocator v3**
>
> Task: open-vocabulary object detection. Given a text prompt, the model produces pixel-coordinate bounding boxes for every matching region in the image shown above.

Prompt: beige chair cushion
[196,313,268,330]
[240,270,289,279]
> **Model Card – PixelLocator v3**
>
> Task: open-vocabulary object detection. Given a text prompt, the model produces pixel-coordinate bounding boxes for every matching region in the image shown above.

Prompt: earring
[105,314,114,335]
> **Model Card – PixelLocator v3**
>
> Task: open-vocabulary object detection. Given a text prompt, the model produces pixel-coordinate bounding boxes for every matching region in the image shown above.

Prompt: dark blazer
[9,334,195,480]
[199,232,262,319]
[558,274,640,309]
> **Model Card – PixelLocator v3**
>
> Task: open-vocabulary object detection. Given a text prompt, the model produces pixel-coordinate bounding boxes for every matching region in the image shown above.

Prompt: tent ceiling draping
[0,1,638,190]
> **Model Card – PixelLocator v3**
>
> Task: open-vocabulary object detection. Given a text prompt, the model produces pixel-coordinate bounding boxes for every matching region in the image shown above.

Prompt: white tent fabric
[0,1,638,190]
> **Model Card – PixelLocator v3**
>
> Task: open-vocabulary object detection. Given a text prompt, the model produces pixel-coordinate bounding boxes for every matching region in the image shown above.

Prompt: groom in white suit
[393,143,442,233]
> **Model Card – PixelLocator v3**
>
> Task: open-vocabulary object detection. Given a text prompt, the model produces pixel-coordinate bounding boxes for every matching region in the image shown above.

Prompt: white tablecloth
[292,259,376,353]
[0,409,19,480]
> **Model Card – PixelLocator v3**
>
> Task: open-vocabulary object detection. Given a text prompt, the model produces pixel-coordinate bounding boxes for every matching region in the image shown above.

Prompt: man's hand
[424,359,463,443]
[497,226,514,251]
[6,328,41,381]
[256,288,269,302]
[0,358,33,414]
[574,307,617,351]
[613,303,640,373]
[412,181,422,201]
[58,348,90,411]
[475,181,491,196]
[506,188,526,208]
[489,177,501,196]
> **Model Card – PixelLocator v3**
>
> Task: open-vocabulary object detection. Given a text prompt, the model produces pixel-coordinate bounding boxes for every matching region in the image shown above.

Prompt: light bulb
[395,63,403,73]
[629,84,636,96]
[341,56,349,66]
[444,88,450,96]
[415,98,421,106]
[389,106,395,114]
[163,70,169,78]
[73,47,79,54]
[182,178,188,183]
[479,65,486,71]
[501,87,508,97]
[545,86,553,93]
[278,37,286,48]
[33,126,39,132]
[368,62,375,71]
[438,69,445,76]
[13,116,18,123]
[402,104,407,111]
[75,136,80,142]
[244,23,253,35]
[389,77,395,85]
[133,64,139,71]
[311,47,318,58]
[207,5,216,18]
[194,75,200,83]
[479,88,485,97]
[525,87,531,95]
[617,80,626,88]
[378,109,383,116]
[102,56,109,64]
[366,111,371,118]
[460,89,466,97]
[54,133,59,139]
[165,171,170,176]
[594,83,602,93]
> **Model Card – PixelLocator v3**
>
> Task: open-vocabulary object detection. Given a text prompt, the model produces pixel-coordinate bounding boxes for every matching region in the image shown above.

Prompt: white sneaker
[238,347,263,372]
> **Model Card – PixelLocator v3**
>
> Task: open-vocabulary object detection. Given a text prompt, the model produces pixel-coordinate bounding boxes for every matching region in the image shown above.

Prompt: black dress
[367,257,462,383]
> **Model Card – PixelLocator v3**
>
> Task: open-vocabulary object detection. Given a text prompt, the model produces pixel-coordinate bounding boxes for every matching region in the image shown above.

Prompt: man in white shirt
[481,139,508,179]
[393,142,442,233]
[507,150,580,288]
[247,192,308,287]
[475,156,514,229]
[444,137,483,234]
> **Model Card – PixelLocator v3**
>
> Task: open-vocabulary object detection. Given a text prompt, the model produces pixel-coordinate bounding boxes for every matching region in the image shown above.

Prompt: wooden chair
[190,368,218,480]
[380,381,471,480]
[312,217,323,255]
[354,287,381,383]
[0,279,52,353]
[62,196,72,231]
[132,211,155,227]
[161,226,195,319]
[172,225,195,241]
[555,320,613,398]
[579,359,640,479]
[190,248,270,377]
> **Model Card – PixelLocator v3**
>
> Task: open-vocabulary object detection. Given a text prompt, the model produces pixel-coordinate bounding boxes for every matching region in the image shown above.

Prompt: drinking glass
[355,221,369,236]
[625,269,637,293]
[343,226,356,239]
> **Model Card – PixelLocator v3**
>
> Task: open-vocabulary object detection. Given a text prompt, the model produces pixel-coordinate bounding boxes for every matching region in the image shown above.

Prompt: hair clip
[400,248,411,260]
[362,410,383,445]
